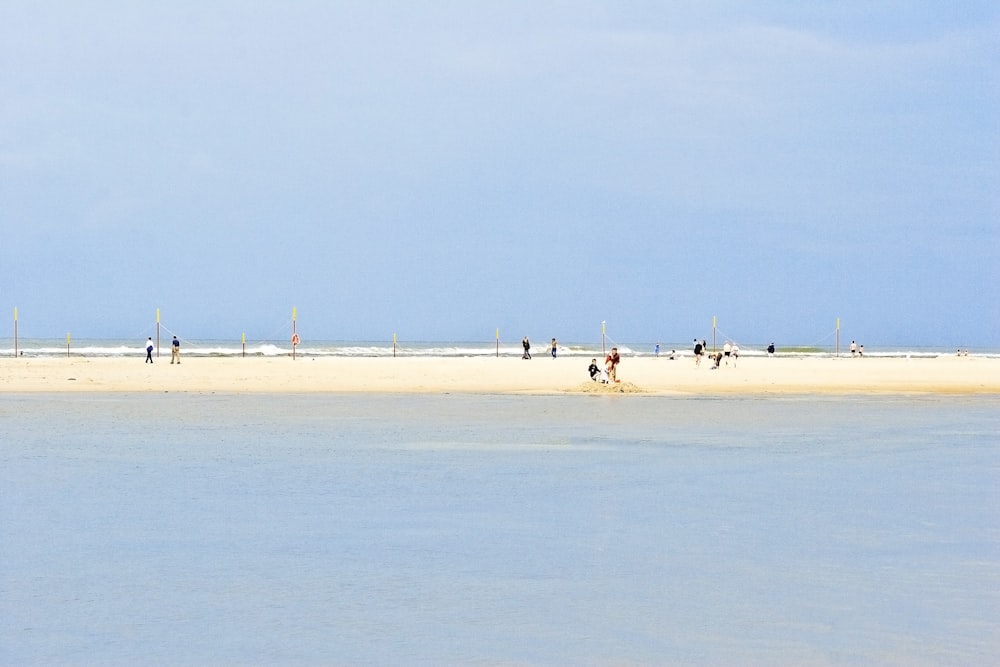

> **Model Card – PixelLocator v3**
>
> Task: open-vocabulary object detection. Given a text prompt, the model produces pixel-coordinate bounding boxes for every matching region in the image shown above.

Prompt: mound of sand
[573,381,645,394]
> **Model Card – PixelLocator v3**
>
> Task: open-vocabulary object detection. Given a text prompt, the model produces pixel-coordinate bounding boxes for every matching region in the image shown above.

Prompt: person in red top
[605,347,620,382]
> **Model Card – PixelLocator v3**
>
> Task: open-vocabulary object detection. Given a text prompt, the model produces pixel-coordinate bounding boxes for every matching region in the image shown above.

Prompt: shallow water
[2,393,998,664]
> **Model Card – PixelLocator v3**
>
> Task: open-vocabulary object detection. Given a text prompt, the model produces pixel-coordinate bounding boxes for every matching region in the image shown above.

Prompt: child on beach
[588,359,600,381]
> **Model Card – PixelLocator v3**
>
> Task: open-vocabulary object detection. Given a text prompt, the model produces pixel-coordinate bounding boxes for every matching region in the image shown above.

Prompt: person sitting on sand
[606,347,620,382]
[588,358,600,381]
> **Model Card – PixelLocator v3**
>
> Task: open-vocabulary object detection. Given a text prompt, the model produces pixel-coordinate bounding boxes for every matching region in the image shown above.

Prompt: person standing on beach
[171,336,181,364]
[145,337,154,363]
[850,340,858,357]
[767,342,776,356]
[731,342,740,367]
[551,338,558,359]
[655,342,660,357]
[606,347,620,382]
[522,336,531,359]
[693,339,704,367]
[723,341,732,365]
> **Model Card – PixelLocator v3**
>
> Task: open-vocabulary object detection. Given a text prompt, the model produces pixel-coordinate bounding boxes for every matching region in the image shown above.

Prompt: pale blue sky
[2,2,997,347]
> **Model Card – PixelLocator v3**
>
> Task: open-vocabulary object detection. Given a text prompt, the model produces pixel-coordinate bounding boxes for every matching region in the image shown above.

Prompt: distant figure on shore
[767,342,775,356]
[145,337,154,364]
[731,343,740,367]
[606,347,620,382]
[858,344,864,357]
[693,339,704,367]
[171,336,181,364]
[654,342,660,357]
[551,338,558,359]
[723,341,732,365]
[850,340,858,357]
[588,358,600,381]
[522,336,531,359]
[668,349,676,360]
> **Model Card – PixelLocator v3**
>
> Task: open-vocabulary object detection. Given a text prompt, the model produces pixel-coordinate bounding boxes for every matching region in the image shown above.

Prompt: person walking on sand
[731,342,740,367]
[551,338,558,359]
[655,342,660,357]
[767,342,775,357]
[850,340,857,357]
[693,339,704,367]
[171,335,181,364]
[606,347,620,382]
[522,336,531,359]
[145,337,154,363]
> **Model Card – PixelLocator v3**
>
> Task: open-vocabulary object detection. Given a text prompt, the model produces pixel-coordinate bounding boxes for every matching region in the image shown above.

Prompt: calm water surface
[2,393,998,665]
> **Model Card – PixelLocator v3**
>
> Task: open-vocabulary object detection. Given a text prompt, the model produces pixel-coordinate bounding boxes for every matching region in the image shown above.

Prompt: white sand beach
[1,354,997,395]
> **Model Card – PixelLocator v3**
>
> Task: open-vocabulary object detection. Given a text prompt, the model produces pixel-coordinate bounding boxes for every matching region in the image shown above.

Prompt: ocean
[2,393,998,664]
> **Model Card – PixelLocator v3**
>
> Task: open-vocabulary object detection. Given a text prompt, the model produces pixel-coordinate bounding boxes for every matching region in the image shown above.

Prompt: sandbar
[1,355,998,395]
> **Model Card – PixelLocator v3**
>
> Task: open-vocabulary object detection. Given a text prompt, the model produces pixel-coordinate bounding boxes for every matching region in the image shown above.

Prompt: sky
[1,2,998,348]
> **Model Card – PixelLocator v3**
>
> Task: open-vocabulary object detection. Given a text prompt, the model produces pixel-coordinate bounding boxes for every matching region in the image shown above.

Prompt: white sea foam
[0,339,995,359]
